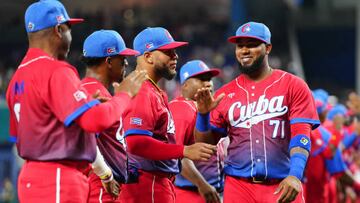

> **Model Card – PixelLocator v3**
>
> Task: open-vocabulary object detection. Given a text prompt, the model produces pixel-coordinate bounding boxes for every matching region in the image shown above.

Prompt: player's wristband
[289,134,311,152]
[288,153,307,180]
[100,172,114,183]
[195,112,210,132]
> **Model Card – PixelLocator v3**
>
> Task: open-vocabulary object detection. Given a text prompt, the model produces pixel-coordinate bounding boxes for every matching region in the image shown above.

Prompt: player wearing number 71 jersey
[194,21,320,203]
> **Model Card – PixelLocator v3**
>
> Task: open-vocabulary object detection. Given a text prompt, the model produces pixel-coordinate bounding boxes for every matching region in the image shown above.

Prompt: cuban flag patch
[56,15,66,23]
[145,43,153,49]
[130,117,142,126]
[107,47,116,54]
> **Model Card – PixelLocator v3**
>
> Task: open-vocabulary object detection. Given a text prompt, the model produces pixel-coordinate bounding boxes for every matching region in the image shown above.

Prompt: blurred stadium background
[0,0,359,202]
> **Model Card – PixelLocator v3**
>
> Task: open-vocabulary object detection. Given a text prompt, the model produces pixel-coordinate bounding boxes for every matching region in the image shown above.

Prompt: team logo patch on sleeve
[300,137,309,145]
[130,117,142,126]
[73,90,87,101]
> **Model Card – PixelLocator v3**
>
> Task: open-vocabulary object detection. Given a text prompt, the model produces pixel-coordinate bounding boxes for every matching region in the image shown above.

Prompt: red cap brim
[67,18,84,25]
[190,68,221,78]
[227,36,268,44]
[157,41,188,50]
[119,48,140,56]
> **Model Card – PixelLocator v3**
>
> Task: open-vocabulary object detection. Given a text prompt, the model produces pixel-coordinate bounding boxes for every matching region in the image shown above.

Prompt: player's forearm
[180,158,209,188]
[194,130,219,145]
[288,147,309,180]
[125,135,184,160]
[76,94,125,132]
[92,146,112,178]
[288,123,312,180]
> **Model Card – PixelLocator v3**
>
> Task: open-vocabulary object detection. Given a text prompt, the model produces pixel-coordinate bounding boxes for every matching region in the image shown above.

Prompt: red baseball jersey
[122,80,179,174]
[81,77,130,183]
[169,97,225,189]
[305,125,332,203]
[6,48,99,161]
[210,69,319,179]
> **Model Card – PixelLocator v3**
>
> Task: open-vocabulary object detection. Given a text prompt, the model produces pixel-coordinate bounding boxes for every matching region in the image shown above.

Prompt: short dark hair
[80,55,106,67]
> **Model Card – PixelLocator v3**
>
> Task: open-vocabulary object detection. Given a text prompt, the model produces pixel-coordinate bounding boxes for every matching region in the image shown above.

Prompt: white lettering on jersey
[167,111,175,134]
[228,95,288,128]
[116,117,126,148]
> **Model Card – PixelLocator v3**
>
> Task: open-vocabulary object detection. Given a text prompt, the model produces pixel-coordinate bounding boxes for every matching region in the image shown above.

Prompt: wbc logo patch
[28,22,35,31]
[300,137,309,145]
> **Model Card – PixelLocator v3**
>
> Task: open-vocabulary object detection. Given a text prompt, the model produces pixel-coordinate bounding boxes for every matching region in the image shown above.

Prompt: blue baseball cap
[133,27,188,56]
[180,60,220,84]
[228,22,271,44]
[25,0,84,33]
[327,104,348,120]
[83,30,139,57]
[312,89,329,114]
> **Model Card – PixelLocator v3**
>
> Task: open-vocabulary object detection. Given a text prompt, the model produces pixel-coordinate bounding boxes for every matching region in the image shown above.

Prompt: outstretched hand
[195,87,225,114]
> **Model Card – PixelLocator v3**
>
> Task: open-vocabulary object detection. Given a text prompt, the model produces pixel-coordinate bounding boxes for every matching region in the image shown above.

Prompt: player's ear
[54,24,62,38]
[143,52,153,64]
[265,44,272,55]
[106,57,112,68]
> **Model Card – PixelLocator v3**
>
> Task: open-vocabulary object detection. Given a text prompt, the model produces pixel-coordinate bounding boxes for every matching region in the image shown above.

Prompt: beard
[155,63,176,80]
[238,54,265,75]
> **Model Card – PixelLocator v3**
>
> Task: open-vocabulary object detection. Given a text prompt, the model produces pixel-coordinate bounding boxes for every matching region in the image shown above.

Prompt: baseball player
[194,22,320,203]
[6,1,146,202]
[119,27,217,203]
[80,30,143,202]
[169,60,224,203]
[305,89,335,203]
[323,103,360,202]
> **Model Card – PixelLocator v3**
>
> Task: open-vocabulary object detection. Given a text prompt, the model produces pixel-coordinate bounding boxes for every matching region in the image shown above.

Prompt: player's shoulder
[80,77,102,87]
[133,80,163,104]
[81,77,110,96]
[275,69,306,83]
[272,69,309,90]
[137,80,157,96]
